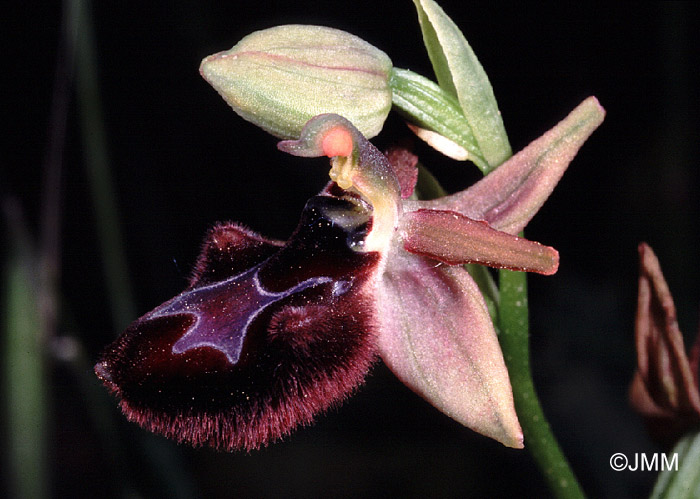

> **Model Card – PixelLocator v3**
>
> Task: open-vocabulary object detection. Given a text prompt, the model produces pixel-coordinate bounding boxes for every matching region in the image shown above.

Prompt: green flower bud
[200,25,393,139]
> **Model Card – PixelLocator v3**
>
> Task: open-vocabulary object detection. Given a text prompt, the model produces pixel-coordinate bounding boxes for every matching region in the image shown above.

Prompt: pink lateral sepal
[375,245,523,448]
[417,96,605,234]
[400,209,559,275]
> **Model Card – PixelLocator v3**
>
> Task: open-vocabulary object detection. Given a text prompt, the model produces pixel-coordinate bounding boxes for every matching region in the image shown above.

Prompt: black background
[4,1,700,497]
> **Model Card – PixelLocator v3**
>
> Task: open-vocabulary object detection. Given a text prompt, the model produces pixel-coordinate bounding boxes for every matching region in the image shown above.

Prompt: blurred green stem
[70,2,198,496]
[71,0,135,332]
[3,201,49,499]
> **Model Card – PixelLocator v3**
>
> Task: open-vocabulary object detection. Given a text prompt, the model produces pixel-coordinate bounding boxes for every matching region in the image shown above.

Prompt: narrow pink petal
[375,245,523,448]
[416,97,605,234]
[401,209,559,275]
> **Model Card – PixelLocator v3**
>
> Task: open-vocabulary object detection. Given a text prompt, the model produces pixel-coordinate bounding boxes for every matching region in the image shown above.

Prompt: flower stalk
[499,267,585,499]
[488,98,602,499]
[408,0,604,480]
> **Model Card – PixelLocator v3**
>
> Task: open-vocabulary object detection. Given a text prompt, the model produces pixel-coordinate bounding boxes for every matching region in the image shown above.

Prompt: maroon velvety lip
[95,194,380,451]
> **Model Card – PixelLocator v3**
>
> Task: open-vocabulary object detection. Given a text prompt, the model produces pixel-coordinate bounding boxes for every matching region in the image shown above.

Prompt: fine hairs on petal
[401,209,559,275]
[96,196,381,451]
[98,292,378,451]
[188,222,283,287]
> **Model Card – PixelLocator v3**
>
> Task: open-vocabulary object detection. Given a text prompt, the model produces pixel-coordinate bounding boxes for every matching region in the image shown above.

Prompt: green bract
[412,0,512,170]
[200,25,393,139]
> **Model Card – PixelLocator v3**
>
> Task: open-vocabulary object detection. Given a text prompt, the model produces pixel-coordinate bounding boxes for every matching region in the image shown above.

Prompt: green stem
[2,202,49,499]
[498,267,584,498]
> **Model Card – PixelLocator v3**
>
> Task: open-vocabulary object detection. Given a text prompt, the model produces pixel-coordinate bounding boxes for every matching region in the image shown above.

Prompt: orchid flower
[95,97,604,451]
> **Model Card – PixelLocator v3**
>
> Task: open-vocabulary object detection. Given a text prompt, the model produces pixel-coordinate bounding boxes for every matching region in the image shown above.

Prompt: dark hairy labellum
[95,193,380,451]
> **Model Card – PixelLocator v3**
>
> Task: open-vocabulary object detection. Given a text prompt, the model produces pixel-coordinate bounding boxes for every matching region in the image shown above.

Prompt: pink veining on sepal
[375,242,524,448]
[416,97,605,234]
[400,209,559,275]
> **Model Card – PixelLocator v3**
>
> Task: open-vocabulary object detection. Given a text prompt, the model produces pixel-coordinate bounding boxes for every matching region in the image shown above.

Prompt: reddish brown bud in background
[629,243,700,446]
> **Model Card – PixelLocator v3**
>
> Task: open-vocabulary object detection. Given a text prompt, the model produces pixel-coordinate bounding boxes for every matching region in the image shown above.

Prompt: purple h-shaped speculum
[150,263,332,364]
